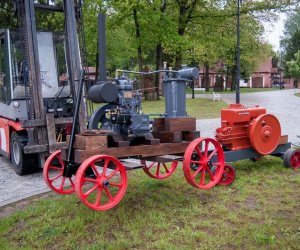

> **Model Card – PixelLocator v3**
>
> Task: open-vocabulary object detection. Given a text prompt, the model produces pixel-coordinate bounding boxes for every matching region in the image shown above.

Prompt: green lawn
[186,87,277,95]
[142,97,227,119]
[295,92,300,97]
[1,156,300,249]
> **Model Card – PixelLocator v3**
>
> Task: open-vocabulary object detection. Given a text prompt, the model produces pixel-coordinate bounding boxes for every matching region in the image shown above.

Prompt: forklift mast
[0,0,88,174]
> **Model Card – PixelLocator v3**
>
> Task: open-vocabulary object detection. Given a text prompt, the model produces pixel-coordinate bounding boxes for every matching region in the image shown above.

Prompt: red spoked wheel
[141,160,178,179]
[75,155,127,211]
[283,148,300,170]
[183,137,225,190]
[218,164,235,186]
[43,150,75,194]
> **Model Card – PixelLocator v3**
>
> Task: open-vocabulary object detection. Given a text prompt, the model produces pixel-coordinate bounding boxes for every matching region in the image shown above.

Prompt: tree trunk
[175,4,186,69]
[133,8,143,72]
[204,62,210,91]
[175,0,198,69]
[155,43,162,99]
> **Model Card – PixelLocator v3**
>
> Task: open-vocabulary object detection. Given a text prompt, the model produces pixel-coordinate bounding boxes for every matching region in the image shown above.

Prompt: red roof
[254,57,273,73]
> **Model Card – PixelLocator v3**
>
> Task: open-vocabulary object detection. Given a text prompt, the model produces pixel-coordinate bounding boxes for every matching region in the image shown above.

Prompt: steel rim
[290,151,300,169]
[141,160,178,179]
[12,141,21,165]
[75,155,127,211]
[183,137,225,190]
[218,164,235,186]
[43,150,75,194]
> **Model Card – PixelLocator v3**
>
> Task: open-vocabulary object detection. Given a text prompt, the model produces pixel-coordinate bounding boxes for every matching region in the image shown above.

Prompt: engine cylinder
[88,82,118,103]
[178,67,199,80]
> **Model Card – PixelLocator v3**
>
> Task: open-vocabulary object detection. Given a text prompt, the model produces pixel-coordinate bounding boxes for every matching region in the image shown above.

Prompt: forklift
[0,0,88,175]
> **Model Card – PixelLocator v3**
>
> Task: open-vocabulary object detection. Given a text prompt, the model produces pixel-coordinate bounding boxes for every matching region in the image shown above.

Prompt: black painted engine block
[88,78,150,139]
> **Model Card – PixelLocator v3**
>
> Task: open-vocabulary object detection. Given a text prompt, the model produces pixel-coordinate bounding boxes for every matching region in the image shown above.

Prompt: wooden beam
[61,142,190,163]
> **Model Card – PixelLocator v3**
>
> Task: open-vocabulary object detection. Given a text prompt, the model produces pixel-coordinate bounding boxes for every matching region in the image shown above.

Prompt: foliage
[286,50,300,78]
[0,0,16,28]
[280,7,300,77]
[0,0,295,80]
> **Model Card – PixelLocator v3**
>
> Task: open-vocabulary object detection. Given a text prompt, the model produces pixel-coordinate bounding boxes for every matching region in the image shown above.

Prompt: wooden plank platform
[142,154,183,163]
[61,142,190,164]
[120,160,144,170]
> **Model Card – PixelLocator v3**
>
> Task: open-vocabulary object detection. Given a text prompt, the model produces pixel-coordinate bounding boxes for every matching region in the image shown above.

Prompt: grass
[186,87,277,95]
[142,97,227,119]
[1,156,300,249]
[295,92,300,97]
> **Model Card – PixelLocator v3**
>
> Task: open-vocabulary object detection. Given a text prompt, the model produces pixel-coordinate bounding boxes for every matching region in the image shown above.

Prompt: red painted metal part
[8,120,24,131]
[183,137,225,190]
[216,104,282,156]
[249,114,281,155]
[218,164,235,186]
[141,160,178,179]
[43,150,75,194]
[283,148,300,170]
[75,155,127,211]
[216,104,266,151]
[0,117,25,157]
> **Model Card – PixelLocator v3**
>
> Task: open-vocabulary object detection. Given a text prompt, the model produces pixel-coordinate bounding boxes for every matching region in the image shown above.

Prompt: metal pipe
[66,70,84,164]
[236,0,241,104]
[115,69,178,77]
[98,13,107,81]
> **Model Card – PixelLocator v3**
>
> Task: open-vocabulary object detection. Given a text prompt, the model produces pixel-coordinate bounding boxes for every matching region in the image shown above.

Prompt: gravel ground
[1,89,299,207]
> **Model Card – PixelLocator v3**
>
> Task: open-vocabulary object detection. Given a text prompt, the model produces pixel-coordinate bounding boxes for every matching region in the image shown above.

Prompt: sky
[263,12,286,52]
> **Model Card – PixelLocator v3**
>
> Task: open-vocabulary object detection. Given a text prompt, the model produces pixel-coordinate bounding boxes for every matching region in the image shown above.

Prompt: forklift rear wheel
[283,148,300,169]
[10,132,37,175]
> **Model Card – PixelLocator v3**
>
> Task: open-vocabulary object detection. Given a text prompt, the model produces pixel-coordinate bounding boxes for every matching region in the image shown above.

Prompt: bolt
[102,180,110,187]
[207,161,213,168]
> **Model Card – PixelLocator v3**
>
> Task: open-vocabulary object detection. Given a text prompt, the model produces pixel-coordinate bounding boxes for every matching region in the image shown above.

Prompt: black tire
[10,132,38,175]
[283,148,300,169]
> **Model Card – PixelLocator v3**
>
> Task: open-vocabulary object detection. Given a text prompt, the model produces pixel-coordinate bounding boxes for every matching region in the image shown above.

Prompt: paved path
[1,89,299,207]
[0,157,50,207]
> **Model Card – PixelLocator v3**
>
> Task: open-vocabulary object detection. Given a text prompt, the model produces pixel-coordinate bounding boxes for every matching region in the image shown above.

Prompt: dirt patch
[245,195,257,209]
[0,192,52,218]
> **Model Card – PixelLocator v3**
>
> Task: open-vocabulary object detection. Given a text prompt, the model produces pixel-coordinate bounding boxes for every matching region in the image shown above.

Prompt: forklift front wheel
[10,132,36,175]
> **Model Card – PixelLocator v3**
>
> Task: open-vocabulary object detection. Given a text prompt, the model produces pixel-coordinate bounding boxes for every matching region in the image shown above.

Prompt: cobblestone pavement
[1,89,299,207]
[0,157,50,207]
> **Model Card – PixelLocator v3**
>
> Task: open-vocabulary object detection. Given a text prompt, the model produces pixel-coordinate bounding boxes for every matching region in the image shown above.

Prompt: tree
[0,0,17,28]
[287,50,300,78]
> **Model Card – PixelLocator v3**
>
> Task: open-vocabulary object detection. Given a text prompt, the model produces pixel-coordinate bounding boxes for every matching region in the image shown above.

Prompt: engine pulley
[249,114,281,155]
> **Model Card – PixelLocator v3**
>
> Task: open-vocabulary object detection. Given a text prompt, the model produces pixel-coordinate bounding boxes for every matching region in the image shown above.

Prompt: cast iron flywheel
[249,114,281,155]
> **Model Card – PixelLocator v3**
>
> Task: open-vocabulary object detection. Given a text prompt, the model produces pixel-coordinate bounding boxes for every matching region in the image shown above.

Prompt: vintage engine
[88,67,199,140]
[215,104,282,155]
[88,79,150,139]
